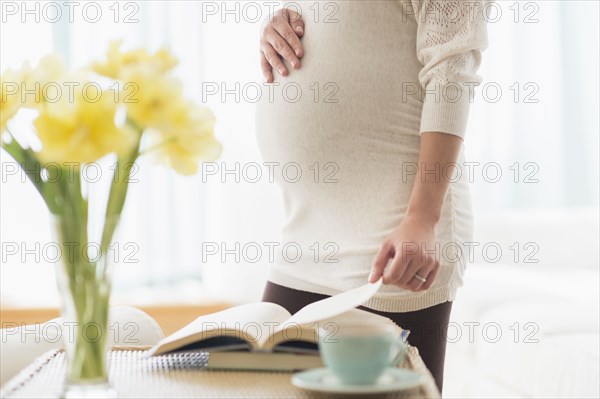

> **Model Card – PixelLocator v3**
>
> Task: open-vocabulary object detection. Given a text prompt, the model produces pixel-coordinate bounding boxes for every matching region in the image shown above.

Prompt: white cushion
[445,208,599,398]
[449,264,599,362]
[472,302,599,399]
[0,306,163,386]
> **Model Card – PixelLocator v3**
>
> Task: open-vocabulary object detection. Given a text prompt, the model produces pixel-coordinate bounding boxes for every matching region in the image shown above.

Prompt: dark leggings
[261,281,453,394]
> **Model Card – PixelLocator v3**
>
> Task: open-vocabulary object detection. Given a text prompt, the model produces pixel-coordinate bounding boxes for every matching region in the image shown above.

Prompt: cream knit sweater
[255,0,489,312]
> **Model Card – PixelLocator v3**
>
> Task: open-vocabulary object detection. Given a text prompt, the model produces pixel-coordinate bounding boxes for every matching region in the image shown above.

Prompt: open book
[147,279,403,370]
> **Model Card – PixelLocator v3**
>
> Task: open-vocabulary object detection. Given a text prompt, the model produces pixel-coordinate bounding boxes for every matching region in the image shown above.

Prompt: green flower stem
[1,133,62,213]
[55,170,110,382]
[100,139,141,255]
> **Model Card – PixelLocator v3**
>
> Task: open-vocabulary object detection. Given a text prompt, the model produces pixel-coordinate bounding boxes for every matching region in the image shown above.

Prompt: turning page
[285,278,383,326]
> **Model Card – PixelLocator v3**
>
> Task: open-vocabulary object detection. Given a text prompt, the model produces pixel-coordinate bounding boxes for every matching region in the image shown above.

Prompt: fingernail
[296,26,303,34]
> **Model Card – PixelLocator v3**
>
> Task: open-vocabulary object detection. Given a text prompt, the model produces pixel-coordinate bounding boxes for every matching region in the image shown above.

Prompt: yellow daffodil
[32,54,68,83]
[92,41,178,79]
[6,43,220,175]
[1,54,73,131]
[34,89,137,164]
[0,66,28,131]
[31,55,83,105]
[146,102,221,175]
[123,71,185,129]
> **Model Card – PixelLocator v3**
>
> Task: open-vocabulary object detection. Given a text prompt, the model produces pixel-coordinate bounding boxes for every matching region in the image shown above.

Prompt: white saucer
[291,367,424,394]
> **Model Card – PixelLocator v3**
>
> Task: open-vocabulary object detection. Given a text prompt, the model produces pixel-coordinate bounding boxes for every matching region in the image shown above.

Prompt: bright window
[1,1,598,307]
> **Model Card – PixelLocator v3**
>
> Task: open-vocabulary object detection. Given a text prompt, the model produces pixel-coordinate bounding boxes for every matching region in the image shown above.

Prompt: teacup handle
[391,330,410,367]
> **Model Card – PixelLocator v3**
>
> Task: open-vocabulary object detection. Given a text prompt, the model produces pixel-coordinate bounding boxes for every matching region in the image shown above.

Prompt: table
[1,346,441,398]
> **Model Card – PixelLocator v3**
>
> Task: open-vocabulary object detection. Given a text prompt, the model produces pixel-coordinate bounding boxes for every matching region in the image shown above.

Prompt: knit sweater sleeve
[410,0,490,138]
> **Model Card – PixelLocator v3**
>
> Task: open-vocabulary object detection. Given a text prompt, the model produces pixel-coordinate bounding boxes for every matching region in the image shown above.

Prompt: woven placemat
[1,346,440,398]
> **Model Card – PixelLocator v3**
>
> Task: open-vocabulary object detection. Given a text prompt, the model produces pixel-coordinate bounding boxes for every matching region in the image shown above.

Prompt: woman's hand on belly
[368,214,441,293]
[259,8,305,83]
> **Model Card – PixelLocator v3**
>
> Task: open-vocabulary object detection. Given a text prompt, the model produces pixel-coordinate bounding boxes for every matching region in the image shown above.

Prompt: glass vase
[52,215,118,399]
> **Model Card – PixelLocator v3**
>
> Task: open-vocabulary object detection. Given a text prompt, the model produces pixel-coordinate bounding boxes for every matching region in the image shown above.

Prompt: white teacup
[318,322,408,385]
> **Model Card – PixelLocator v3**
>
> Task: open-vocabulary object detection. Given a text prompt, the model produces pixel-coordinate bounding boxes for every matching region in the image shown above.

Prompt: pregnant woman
[256,1,489,392]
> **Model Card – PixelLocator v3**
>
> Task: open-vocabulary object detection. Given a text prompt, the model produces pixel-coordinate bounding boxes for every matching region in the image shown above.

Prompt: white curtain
[466,1,599,210]
[1,1,598,306]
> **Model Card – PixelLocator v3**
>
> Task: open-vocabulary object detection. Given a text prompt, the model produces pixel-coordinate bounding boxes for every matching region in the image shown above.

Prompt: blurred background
[1,1,598,398]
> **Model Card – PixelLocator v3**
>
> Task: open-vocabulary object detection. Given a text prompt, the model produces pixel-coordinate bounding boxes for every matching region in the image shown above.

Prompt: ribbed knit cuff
[419,81,474,139]
[362,284,459,313]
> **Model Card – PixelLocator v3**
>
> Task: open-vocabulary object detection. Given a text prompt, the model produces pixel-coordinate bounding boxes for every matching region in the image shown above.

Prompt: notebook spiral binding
[148,350,209,370]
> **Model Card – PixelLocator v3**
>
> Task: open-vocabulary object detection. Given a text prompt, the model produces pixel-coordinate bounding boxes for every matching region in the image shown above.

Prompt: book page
[150,302,291,354]
[284,279,383,326]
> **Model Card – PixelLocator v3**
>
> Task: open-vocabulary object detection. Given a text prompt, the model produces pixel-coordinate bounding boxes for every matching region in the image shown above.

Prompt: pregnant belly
[255,1,424,165]
[253,3,473,277]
